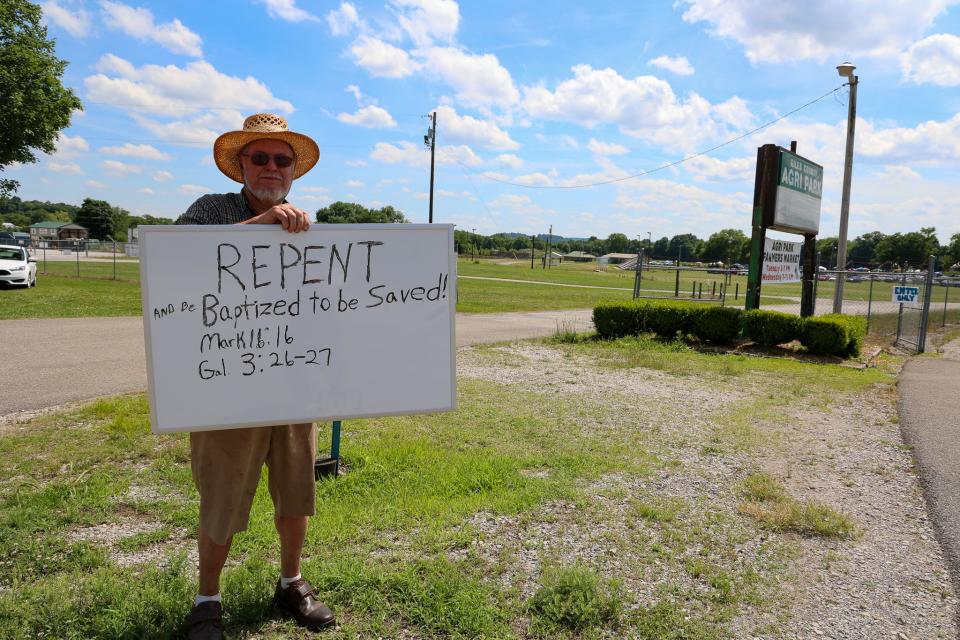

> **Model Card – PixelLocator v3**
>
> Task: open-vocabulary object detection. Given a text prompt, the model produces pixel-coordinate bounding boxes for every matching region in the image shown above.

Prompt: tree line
[4,196,958,270]
[457,227,960,271]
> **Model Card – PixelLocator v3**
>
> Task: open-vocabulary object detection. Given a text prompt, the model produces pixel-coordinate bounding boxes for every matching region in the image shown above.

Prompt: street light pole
[833,62,858,313]
[424,111,437,224]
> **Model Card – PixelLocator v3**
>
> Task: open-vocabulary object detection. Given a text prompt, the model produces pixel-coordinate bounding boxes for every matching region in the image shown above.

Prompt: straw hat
[213,113,320,184]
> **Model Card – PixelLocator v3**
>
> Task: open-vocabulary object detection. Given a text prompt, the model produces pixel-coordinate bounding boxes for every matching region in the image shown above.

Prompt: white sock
[194,593,222,606]
[280,574,302,589]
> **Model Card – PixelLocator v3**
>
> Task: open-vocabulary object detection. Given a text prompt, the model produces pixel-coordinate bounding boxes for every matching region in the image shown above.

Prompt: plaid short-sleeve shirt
[175,191,258,226]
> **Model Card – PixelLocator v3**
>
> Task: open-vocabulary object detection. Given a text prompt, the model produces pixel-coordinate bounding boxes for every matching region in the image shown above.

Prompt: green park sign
[771,150,823,235]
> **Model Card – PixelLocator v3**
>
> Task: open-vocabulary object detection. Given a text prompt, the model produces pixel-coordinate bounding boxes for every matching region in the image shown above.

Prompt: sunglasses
[241,152,295,168]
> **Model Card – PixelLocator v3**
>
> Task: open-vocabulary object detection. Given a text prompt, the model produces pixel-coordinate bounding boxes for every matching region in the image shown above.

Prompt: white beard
[246,184,290,206]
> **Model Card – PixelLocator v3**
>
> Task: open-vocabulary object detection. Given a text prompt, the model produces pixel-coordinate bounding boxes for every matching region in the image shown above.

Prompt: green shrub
[644,302,693,338]
[593,302,644,339]
[527,565,622,633]
[690,306,743,343]
[742,309,802,347]
[801,313,865,357]
[821,313,867,357]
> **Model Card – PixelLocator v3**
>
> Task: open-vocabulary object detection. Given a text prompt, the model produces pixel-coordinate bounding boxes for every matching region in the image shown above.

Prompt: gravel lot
[457,343,959,639]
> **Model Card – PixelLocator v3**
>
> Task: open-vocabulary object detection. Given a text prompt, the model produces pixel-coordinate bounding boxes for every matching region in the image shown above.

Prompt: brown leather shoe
[184,601,226,640]
[274,578,336,630]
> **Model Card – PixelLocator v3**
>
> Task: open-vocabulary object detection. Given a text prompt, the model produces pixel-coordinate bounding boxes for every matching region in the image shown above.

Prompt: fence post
[674,262,680,297]
[917,256,936,353]
[866,275,874,334]
[944,281,950,328]
[735,282,739,300]
[76,246,80,277]
[42,244,47,274]
[896,273,906,345]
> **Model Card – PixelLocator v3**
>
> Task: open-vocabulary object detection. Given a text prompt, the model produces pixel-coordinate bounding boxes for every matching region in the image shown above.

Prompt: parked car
[0,245,37,288]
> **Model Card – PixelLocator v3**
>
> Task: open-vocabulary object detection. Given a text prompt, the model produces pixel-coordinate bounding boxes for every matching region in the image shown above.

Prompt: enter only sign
[892,286,920,303]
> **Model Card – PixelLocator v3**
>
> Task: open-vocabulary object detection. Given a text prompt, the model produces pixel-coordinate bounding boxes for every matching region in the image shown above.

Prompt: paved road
[0,309,594,417]
[899,338,960,598]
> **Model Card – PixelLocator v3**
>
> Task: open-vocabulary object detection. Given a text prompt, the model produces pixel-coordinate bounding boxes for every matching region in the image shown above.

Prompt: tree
[605,232,629,253]
[948,233,960,269]
[0,0,83,197]
[847,231,885,266]
[668,234,702,261]
[701,229,748,263]
[315,201,409,224]
[74,198,115,239]
[875,230,938,269]
[652,236,670,259]
[816,237,838,267]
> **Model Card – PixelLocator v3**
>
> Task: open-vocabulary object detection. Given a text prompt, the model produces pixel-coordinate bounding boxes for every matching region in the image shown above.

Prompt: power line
[457,83,847,190]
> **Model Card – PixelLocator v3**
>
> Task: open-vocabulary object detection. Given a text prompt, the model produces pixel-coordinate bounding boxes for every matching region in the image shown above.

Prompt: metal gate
[895,257,935,353]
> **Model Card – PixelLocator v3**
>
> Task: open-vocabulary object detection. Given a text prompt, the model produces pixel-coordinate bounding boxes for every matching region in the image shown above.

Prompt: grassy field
[1,257,956,321]
[0,335,897,639]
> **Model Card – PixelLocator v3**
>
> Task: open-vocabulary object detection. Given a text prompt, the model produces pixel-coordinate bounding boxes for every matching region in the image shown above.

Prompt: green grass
[2,256,957,319]
[0,274,141,319]
[0,333,895,638]
[737,473,858,539]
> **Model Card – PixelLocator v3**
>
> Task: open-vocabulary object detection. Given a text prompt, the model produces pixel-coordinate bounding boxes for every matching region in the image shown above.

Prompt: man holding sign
[177,114,334,639]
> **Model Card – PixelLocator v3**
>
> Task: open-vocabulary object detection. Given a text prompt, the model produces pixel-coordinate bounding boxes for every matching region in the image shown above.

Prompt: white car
[0,245,37,288]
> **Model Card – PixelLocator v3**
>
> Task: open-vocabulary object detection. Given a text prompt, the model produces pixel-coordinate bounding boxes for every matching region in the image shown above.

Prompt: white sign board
[761,237,802,283]
[892,286,920,303]
[140,224,457,433]
[772,150,823,235]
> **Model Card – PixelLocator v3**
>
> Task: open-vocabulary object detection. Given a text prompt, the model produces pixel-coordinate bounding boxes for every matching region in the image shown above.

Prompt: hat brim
[213,130,320,184]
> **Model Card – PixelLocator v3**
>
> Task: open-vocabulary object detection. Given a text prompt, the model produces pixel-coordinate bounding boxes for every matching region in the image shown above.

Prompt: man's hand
[247,204,311,233]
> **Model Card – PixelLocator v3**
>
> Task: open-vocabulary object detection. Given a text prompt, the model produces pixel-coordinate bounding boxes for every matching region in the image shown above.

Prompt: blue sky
[12,0,960,243]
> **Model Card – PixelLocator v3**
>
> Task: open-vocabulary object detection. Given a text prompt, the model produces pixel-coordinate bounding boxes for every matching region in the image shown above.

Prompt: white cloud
[346,159,368,167]
[391,0,460,48]
[349,36,420,78]
[255,0,320,23]
[346,179,364,187]
[496,153,523,169]
[648,55,695,76]
[85,56,292,117]
[47,161,83,174]
[137,187,155,194]
[684,155,754,182]
[100,1,203,57]
[299,186,330,193]
[587,138,629,155]
[327,2,363,36]
[490,194,532,208]
[100,143,170,160]
[345,84,363,101]
[679,0,955,63]
[101,159,143,175]
[180,184,212,194]
[337,105,397,128]
[85,180,107,188]
[522,64,749,151]
[371,141,481,166]
[434,105,518,150]
[902,34,960,86]
[41,1,92,37]
[420,47,519,108]
[152,170,174,182]
[134,110,245,147]
[53,134,89,158]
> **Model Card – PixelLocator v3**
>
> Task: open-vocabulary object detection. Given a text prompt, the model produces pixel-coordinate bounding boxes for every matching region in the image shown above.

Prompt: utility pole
[424,111,437,223]
[833,63,858,312]
[547,225,553,269]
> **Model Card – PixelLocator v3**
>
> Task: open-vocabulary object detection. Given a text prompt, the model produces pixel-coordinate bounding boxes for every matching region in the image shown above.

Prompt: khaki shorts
[190,423,318,545]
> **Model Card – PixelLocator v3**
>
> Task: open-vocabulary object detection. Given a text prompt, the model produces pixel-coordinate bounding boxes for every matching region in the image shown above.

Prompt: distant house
[29,221,89,246]
[598,252,637,265]
[564,251,595,262]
